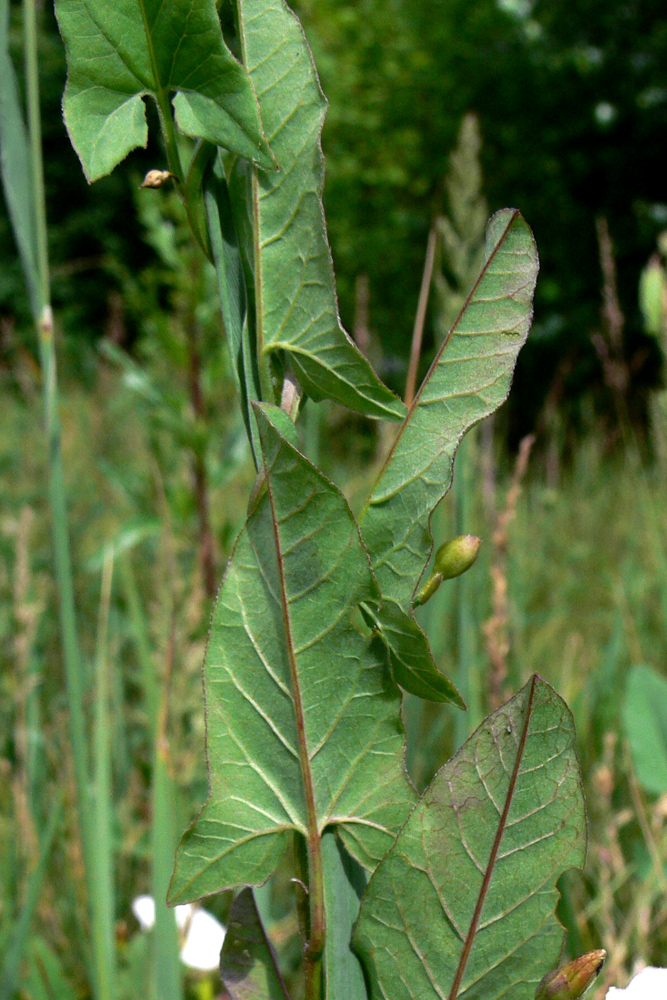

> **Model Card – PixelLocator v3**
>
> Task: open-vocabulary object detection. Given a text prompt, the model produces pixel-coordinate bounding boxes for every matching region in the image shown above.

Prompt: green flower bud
[535,950,607,1000]
[435,535,481,580]
[413,535,481,607]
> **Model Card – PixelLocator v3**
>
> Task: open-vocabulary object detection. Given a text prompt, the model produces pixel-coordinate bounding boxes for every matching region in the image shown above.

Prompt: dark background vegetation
[2,0,667,446]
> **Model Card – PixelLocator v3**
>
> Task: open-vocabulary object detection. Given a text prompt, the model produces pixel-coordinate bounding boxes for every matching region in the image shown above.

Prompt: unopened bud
[413,535,481,607]
[435,535,481,580]
[140,169,176,188]
[535,950,607,1000]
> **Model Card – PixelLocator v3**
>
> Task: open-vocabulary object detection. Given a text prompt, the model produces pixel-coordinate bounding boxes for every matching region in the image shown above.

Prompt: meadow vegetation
[2,1,667,999]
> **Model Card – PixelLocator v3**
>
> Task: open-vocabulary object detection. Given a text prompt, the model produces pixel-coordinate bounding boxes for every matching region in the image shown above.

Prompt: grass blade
[0,797,62,1000]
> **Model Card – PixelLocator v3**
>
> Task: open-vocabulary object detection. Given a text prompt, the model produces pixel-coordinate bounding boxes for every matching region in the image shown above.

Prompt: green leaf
[54,0,272,182]
[26,939,78,1000]
[221,888,290,1000]
[361,209,538,611]
[229,0,405,420]
[355,676,586,1000]
[0,0,39,317]
[624,664,667,796]
[322,831,369,1000]
[361,599,465,707]
[203,151,262,465]
[170,404,415,903]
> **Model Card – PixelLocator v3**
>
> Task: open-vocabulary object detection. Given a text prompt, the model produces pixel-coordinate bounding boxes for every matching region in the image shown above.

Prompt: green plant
[2,1,595,997]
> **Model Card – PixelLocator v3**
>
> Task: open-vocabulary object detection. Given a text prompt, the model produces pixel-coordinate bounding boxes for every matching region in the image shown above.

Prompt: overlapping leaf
[361,209,538,610]
[228,0,405,420]
[355,676,586,1000]
[221,889,289,1000]
[169,405,414,904]
[55,0,272,182]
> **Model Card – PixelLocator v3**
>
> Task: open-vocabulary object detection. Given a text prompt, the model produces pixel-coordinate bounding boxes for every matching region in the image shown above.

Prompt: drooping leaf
[170,404,414,903]
[361,209,538,611]
[321,831,369,1000]
[54,0,272,182]
[0,0,39,317]
[229,0,405,421]
[361,599,465,707]
[220,888,290,1000]
[355,675,586,1000]
[624,664,667,796]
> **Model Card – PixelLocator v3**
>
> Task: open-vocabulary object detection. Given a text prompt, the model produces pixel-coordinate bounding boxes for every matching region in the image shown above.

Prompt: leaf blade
[624,664,667,796]
[221,888,290,1000]
[355,676,586,1000]
[231,0,405,420]
[362,209,538,610]
[55,0,271,181]
[170,405,414,903]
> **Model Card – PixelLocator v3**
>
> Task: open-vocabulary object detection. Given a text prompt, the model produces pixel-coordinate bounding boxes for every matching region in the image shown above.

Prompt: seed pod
[535,950,607,1000]
[413,535,481,607]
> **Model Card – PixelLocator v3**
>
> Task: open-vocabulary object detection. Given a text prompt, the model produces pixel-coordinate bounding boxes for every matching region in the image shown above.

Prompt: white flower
[606,968,667,1000]
[131,894,226,972]
[178,907,226,972]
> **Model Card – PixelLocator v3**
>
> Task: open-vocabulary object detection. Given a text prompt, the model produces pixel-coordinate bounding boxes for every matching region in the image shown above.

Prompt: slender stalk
[134,0,184,183]
[152,612,183,1000]
[404,226,437,408]
[91,549,117,997]
[22,5,112,994]
[22,0,48,307]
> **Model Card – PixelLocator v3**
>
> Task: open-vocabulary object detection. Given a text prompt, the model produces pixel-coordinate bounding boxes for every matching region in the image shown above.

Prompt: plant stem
[92,548,117,997]
[404,226,437,408]
[22,4,112,994]
[22,0,48,307]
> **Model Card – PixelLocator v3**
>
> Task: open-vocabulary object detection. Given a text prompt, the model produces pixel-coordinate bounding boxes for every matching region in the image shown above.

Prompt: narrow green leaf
[203,151,262,466]
[0,798,62,1000]
[355,676,586,1000]
[361,209,538,610]
[361,599,465,707]
[27,939,78,1000]
[624,664,667,796]
[152,749,183,1000]
[322,831,369,1000]
[220,888,290,1000]
[0,0,39,317]
[230,0,405,420]
[170,404,414,903]
[54,0,272,182]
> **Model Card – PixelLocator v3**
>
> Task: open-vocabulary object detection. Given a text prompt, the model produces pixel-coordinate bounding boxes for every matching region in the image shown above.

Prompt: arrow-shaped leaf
[361,209,538,610]
[228,0,405,421]
[170,405,415,904]
[357,210,537,702]
[54,0,272,182]
[355,675,586,1000]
